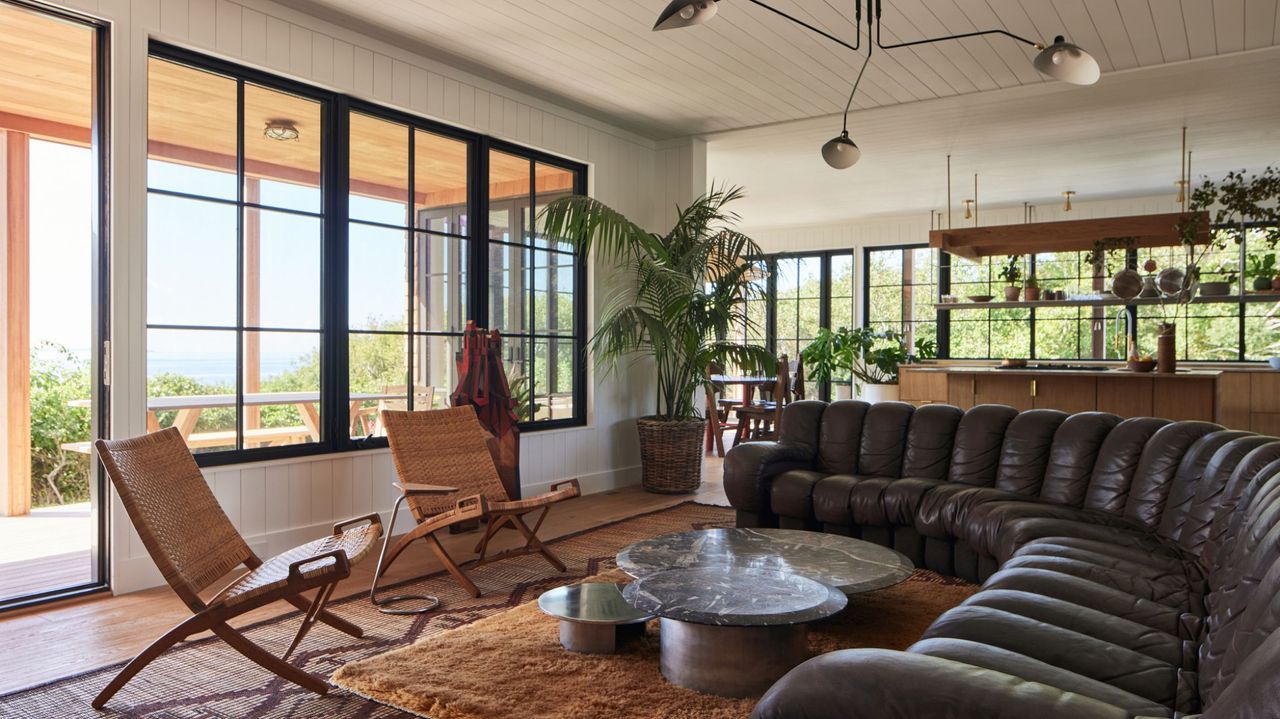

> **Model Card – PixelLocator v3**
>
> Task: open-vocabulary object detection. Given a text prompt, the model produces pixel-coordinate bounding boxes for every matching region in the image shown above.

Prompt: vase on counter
[1157,323,1177,374]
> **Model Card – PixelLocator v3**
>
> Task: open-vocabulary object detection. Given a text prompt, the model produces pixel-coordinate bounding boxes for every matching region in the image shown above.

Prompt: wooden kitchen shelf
[934,294,1278,311]
[928,212,1210,260]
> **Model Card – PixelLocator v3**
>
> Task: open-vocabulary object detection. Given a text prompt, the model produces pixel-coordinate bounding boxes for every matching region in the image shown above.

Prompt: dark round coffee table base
[559,620,647,654]
[659,618,809,698]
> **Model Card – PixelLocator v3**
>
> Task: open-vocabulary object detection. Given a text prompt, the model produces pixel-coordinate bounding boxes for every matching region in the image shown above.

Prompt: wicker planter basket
[636,416,706,494]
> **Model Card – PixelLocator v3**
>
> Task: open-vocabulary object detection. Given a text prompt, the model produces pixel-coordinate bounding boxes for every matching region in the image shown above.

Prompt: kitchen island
[898,363,1279,433]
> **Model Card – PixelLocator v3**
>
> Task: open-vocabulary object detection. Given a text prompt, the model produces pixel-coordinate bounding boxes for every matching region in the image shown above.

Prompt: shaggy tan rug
[333,568,976,719]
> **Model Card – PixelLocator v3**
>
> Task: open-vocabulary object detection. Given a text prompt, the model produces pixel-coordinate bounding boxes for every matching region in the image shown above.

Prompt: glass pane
[775,258,799,299]
[831,254,854,296]
[414,233,468,333]
[533,162,574,249]
[797,297,821,342]
[488,206,516,244]
[243,331,320,447]
[489,150,530,205]
[412,334,460,409]
[147,329,237,453]
[949,319,988,358]
[147,58,237,200]
[868,249,903,286]
[796,257,821,298]
[488,243,528,334]
[415,130,469,228]
[775,298,798,339]
[147,194,237,326]
[348,332,408,438]
[348,224,408,331]
[246,208,320,329]
[349,112,408,225]
[501,336,534,422]
[243,83,322,213]
[530,338,576,421]
[868,286,903,327]
[830,295,854,330]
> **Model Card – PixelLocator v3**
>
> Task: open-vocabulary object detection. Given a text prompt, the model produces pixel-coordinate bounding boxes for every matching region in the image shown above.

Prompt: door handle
[1030,379,1037,398]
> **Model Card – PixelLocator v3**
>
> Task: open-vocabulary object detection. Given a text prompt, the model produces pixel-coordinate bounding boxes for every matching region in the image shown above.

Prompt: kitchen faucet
[1109,307,1133,359]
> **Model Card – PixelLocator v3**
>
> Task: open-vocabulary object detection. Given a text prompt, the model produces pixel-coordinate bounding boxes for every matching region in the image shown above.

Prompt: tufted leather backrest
[1203,445,1280,573]
[814,400,869,474]
[1038,413,1121,508]
[856,402,915,477]
[947,405,1018,486]
[901,404,964,479]
[1160,434,1270,548]
[1083,417,1171,515]
[1123,421,1223,529]
[993,410,1067,496]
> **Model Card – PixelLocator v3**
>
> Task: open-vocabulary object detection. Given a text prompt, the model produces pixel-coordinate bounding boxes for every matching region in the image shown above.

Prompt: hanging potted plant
[540,185,774,494]
[998,255,1023,301]
[845,327,936,403]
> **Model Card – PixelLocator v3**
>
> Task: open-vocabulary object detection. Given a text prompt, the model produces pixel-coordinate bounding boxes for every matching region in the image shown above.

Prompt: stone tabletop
[617,528,914,595]
[538,582,654,625]
[622,567,847,626]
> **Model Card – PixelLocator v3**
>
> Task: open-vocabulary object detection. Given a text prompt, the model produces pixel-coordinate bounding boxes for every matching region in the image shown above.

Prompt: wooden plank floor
[0,453,729,694]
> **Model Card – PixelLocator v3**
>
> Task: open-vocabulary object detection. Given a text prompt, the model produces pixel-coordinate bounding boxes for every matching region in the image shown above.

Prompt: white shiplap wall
[749,192,1184,327]
[38,0,691,592]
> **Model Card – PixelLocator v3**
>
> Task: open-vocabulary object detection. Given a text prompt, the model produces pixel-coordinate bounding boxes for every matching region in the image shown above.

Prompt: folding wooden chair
[92,428,381,709]
[376,406,581,602]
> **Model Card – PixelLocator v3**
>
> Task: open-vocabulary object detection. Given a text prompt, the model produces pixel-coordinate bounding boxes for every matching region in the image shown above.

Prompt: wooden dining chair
[91,428,382,709]
[704,374,741,457]
[377,406,581,600]
[733,354,792,445]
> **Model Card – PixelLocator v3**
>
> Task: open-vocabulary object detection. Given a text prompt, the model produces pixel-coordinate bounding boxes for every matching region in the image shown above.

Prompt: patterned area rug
[0,502,738,718]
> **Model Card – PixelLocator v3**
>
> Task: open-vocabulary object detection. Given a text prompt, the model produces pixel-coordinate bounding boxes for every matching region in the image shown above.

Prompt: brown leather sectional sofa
[725,400,1280,718]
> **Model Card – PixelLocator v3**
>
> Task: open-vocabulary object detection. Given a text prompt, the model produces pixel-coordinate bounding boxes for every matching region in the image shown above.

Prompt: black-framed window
[146,44,587,466]
[863,245,939,353]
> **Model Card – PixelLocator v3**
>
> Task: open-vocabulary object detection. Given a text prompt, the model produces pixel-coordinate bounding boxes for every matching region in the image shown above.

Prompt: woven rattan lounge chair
[91,427,382,709]
[374,406,580,604]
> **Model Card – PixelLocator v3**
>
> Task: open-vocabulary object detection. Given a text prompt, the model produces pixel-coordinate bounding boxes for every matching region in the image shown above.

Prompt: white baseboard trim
[110,464,642,595]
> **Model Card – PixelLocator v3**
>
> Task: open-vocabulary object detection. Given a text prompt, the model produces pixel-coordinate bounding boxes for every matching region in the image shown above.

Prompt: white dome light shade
[1034,35,1101,85]
[653,0,718,31]
[821,131,861,169]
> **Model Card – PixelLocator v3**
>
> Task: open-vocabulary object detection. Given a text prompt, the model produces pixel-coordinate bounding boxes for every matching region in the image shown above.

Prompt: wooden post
[244,178,261,431]
[1,130,32,516]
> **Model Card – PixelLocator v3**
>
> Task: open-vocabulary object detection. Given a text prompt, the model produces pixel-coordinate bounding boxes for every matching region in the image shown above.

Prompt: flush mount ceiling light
[654,0,1101,169]
[263,120,300,142]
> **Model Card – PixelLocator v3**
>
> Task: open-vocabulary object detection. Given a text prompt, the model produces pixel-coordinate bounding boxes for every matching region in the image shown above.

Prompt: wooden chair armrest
[287,548,350,582]
[456,493,488,520]
[333,512,382,534]
[394,482,459,495]
[549,478,581,496]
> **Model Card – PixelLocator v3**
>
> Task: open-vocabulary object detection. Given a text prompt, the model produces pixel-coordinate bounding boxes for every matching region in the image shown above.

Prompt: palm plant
[540,184,775,423]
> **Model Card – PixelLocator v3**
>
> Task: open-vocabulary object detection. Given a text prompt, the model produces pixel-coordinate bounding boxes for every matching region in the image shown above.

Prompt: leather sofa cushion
[992,410,1066,495]
[1082,417,1171,515]
[770,469,827,521]
[1013,538,1197,580]
[812,474,874,526]
[989,515,1174,565]
[963,501,1143,559]
[1038,413,1120,507]
[947,405,1018,485]
[999,555,1197,614]
[921,605,1179,705]
[857,402,914,477]
[916,486,1028,540]
[983,567,1192,638]
[1123,421,1222,530]
[814,401,868,475]
[909,638,1174,717]
[960,589,1187,667]
[901,404,964,479]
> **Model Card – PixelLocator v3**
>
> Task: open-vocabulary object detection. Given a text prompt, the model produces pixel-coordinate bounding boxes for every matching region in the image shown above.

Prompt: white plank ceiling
[280,0,1280,138]
[707,48,1280,228]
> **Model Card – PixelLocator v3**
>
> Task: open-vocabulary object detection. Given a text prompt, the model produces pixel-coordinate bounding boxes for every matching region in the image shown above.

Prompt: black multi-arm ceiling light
[654,0,1101,169]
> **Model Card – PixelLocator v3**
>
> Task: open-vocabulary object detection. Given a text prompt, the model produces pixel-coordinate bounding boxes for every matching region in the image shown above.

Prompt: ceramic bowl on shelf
[1126,359,1157,373]
[1269,357,1280,371]
[967,295,994,303]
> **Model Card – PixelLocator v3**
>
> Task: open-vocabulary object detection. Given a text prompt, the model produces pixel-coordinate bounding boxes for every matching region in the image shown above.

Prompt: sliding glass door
[0,1,109,610]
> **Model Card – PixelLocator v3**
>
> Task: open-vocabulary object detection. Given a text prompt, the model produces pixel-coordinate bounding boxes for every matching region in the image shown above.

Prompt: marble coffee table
[623,566,847,698]
[617,527,914,594]
[537,582,653,654]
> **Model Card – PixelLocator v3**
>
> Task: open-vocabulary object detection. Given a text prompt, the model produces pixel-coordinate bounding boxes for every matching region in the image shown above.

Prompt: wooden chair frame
[376,408,582,605]
[92,429,381,709]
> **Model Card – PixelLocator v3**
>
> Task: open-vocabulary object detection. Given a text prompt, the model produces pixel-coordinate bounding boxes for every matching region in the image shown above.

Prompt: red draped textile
[451,321,522,499]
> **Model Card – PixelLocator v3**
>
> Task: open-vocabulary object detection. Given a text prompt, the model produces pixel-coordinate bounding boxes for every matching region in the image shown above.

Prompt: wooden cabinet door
[900,368,948,404]
[1152,377,1216,421]
[1032,376,1098,413]
[947,374,975,409]
[973,375,1033,411]
[1096,376,1153,418]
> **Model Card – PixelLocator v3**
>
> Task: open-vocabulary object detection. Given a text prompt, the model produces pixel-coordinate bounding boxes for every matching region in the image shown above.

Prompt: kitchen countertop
[904,364,1222,379]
